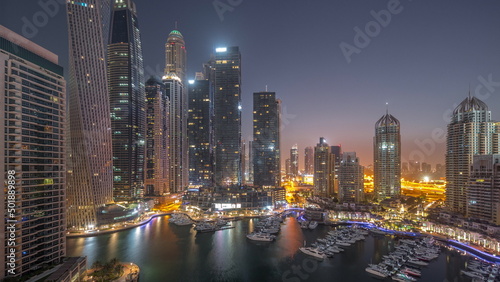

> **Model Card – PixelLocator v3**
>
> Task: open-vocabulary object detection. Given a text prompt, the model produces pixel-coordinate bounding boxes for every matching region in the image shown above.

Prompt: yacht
[400,267,421,277]
[407,259,428,267]
[299,247,326,260]
[461,270,486,280]
[308,221,318,230]
[246,232,275,242]
[365,265,389,278]
[393,272,417,282]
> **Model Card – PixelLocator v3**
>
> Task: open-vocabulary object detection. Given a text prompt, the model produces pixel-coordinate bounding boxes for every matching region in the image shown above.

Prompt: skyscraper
[290,144,299,177]
[188,77,214,186]
[66,0,114,229]
[145,77,170,196]
[314,137,333,197]
[304,146,314,175]
[373,111,401,200]
[212,47,242,187]
[0,26,66,278]
[331,145,342,194]
[467,154,500,225]
[446,95,499,215]
[164,30,187,83]
[108,0,145,201]
[163,72,188,192]
[248,140,254,184]
[253,92,281,188]
[339,152,365,203]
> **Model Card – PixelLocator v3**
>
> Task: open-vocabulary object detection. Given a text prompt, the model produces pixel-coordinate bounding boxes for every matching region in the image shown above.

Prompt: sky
[2,0,500,168]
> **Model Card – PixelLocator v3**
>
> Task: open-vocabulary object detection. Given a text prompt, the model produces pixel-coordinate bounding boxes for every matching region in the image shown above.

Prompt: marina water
[67,216,470,282]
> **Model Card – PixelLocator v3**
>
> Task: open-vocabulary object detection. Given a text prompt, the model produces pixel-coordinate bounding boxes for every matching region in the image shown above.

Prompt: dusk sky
[2,0,500,167]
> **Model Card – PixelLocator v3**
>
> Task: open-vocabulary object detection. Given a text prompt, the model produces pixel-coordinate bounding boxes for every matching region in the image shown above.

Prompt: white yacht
[246,232,275,242]
[308,221,318,230]
[299,247,326,260]
[365,265,389,278]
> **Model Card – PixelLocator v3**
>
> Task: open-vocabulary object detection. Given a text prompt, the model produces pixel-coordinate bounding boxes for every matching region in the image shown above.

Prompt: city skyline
[3,1,500,167]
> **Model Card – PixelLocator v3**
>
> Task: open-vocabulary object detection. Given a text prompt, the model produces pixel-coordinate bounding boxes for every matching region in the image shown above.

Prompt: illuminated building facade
[66,0,114,230]
[373,111,401,200]
[163,72,188,192]
[253,92,281,188]
[467,154,500,225]
[0,26,66,278]
[339,152,364,203]
[446,96,499,215]
[314,137,333,197]
[164,30,187,83]
[108,0,145,201]
[290,144,298,177]
[304,146,314,175]
[145,77,170,195]
[188,77,214,186]
[212,46,242,187]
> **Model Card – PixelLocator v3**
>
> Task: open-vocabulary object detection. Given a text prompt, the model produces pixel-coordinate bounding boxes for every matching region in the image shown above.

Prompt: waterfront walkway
[67,212,169,238]
[115,263,140,282]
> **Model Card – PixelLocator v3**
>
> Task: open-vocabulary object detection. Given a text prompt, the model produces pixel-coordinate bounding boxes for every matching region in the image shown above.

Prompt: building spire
[265,85,268,92]
[386,102,389,115]
[175,21,178,30]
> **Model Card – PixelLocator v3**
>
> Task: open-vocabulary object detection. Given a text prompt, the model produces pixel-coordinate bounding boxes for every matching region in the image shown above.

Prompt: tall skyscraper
[304,146,314,175]
[253,92,281,188]
[145,77,170,196]
[0,26,66,278]
[446,95,499,215]
[66,0,114,229]
[212,47,242,187]
[163,72,188,192]
[108,0,145,201]
[188,77,214,187]
[331,145,342,194]
[373,111,401,200]
[314,137,333,197]
[248,140,254,183]
[339,152,364,203]
[164,30,187,83]
[467,154,500,225]
[290,144,299,177]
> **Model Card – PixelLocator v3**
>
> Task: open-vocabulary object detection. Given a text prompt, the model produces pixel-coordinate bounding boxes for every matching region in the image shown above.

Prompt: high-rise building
[253,92,281,188]
[314,137,333,197]
[248,140,254,184]
[409,160,420,174]
[304,146,314,175]
[212,47,242,187]
[446,95,499,215]
[188,77,214,186]
[163,72,188,192]
[467,154,500,225]
[338,152,364,203]
[285,158,292,176]
[164,30,187,83]
[66,0,114,229]
[145,77,170,196]
[108,0,145,201]
[0,26,66,278]
[290,144,299,177]
[241,139,247,184]
[330,145,342,194]
[374,111,401,200]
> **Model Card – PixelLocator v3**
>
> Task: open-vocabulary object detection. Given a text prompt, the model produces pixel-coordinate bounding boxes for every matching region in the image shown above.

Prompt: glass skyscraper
[373,111,401,200]
[0,26,66,279]
[108,0,146,201]
[253,92,281,188]
[446,95,499,215]
[145,77,170,196]
[188,77,214,186]
[339,152,364,203]
[66,0,114,230]
[212,46,242,187]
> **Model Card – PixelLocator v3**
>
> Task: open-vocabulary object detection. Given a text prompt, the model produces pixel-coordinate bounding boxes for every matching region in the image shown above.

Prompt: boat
[194,222,218,232]
[246,232,275,242]
[400,267,421,277]
[407,259,428,267]
[300,221,309,229]
[461,270,486,279]
[308,221,318,230]
[299,247,326,260]
[393,272,417,281]
[365,265,389,278]
[336,241,351,247]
